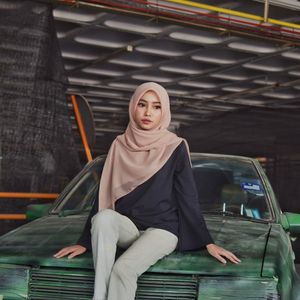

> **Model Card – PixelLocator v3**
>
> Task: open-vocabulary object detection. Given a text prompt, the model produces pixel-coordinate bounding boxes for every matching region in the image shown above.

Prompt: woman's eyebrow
[139,98,161,104]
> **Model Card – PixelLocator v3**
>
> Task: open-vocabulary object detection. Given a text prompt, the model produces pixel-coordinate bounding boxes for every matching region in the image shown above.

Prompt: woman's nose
[145,106,151,116]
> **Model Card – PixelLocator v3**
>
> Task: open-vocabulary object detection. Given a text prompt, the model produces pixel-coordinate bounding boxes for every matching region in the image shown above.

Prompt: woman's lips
[142,119,152,124]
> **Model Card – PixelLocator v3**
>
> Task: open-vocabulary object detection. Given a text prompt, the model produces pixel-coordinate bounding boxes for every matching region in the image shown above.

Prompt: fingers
[53,247,72,258]
[207,244,241,265]
[53,247,70,258]
[220,250,241,264]
[53,245,86,259]
[226,252,241,264]
[214,253,227,264]
[68,247,86,259]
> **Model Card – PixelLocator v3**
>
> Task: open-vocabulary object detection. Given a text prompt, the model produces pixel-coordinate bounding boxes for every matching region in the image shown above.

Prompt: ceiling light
[68,77,101,85]
[126,45,134,52]
[132,74,173,82]
[169,31,223,45]
[228,41,277,53]
[180,81,216,88]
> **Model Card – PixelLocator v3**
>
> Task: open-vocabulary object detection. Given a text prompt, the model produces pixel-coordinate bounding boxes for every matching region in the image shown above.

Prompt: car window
[192,157,271,220]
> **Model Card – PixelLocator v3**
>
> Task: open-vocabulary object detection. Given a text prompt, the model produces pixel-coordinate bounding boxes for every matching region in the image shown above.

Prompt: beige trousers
[91,209,178,300]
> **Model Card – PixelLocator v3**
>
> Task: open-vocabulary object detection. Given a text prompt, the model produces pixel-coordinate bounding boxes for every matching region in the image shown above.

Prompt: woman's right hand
[53,245,87,259]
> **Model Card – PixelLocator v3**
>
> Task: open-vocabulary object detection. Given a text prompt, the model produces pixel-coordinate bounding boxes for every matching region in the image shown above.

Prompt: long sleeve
[77,191,99,250]
[174,143,214,251]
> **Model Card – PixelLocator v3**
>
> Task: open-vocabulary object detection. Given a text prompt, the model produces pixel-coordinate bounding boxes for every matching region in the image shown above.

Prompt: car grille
[29,268,198,300]
[29,268,94,300]
[136,274,198,299]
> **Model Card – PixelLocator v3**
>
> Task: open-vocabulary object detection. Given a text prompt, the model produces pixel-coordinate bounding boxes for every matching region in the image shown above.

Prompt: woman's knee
[92,209,117,230]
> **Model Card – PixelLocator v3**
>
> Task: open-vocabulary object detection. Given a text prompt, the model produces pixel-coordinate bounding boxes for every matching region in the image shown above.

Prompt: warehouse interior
[55,0,300,218]
[1,0,300,284]
[2,1,300,224]
[53,0,300,216]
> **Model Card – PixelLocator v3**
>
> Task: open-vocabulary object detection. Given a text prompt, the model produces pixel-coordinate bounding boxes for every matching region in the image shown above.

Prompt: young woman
[54,82,240,300]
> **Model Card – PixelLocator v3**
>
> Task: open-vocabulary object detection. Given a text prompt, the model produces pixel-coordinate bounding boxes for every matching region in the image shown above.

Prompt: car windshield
[51,160,102,215]
[52,156,271,221]
[192,155,271,220]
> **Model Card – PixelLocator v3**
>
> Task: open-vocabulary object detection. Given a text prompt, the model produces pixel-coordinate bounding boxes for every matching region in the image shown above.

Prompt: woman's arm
[175,142,241,264]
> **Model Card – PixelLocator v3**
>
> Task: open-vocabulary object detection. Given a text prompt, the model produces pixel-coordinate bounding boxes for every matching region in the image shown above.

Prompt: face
[134,91,162,130]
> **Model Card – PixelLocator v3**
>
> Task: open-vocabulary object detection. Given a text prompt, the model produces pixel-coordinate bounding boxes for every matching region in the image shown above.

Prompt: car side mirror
[26,203,53,221]
[282,212,300,234]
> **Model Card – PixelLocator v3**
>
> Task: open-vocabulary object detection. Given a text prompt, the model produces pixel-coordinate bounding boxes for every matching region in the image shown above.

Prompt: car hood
[0,214,271,276]
[0,215,93,269]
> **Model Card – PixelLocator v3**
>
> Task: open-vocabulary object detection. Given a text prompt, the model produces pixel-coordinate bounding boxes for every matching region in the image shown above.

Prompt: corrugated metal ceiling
[53,0,300,156]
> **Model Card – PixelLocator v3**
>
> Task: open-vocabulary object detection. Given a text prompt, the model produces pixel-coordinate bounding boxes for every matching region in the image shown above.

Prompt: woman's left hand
[206,243,241,264]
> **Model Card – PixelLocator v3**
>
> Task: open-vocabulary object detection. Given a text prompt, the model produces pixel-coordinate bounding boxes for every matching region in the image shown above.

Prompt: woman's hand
[206,243,241,264]
[53,245,87,259]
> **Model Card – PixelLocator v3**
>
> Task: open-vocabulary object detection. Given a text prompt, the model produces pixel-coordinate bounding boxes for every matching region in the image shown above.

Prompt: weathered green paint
[0,214,269,277]
[281,213,290,231]
[0,215,94,269]
[150,216,270,276]
[262,223,300,300]
[0,264,30,300]
[197,277,279,299]
[26,203,53,221]
[252,159,282,219]
[0,154,300,299]
[285,212,300,234]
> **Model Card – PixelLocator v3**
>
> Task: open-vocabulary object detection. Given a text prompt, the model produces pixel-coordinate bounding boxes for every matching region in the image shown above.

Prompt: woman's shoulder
[173,139,192,171]
[170,140,190,164]
[168,140,185,156]
[176,139,189,154]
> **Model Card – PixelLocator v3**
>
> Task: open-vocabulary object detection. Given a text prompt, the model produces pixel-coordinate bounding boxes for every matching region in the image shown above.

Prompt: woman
[54,82,240,300]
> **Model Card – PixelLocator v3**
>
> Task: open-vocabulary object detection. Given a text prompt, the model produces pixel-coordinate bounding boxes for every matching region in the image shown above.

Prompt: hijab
[98,82,189,210]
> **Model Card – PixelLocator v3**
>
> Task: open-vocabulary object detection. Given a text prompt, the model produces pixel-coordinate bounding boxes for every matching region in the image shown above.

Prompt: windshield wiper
[203,210,268,223]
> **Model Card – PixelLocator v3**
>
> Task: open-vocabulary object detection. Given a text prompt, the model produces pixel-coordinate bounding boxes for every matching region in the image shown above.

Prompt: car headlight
[198,276,280,299]
[0,264,30,300]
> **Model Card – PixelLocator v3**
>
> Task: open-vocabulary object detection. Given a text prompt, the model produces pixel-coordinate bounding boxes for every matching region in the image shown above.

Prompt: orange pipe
[0,192,59,199]
[71,95,93,162]
[0,214,27,220]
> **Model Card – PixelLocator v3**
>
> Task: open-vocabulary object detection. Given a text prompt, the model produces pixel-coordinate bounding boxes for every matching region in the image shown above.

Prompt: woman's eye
[154,105,161,109]
[138,103,145,107]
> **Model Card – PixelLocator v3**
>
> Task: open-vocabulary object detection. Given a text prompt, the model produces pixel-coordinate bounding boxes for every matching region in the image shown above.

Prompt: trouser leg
[107,228,178,300]
[91,209,140,300]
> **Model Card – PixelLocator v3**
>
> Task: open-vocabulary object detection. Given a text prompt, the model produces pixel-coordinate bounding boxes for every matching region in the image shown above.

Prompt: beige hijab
[98,82,188,210]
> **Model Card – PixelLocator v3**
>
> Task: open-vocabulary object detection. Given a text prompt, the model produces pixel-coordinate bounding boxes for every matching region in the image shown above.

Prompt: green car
[1,153,300,300]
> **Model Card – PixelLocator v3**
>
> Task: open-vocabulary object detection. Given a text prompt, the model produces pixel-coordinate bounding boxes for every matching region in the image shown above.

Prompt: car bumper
[1,264,281,300]
[0,264,30,300]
